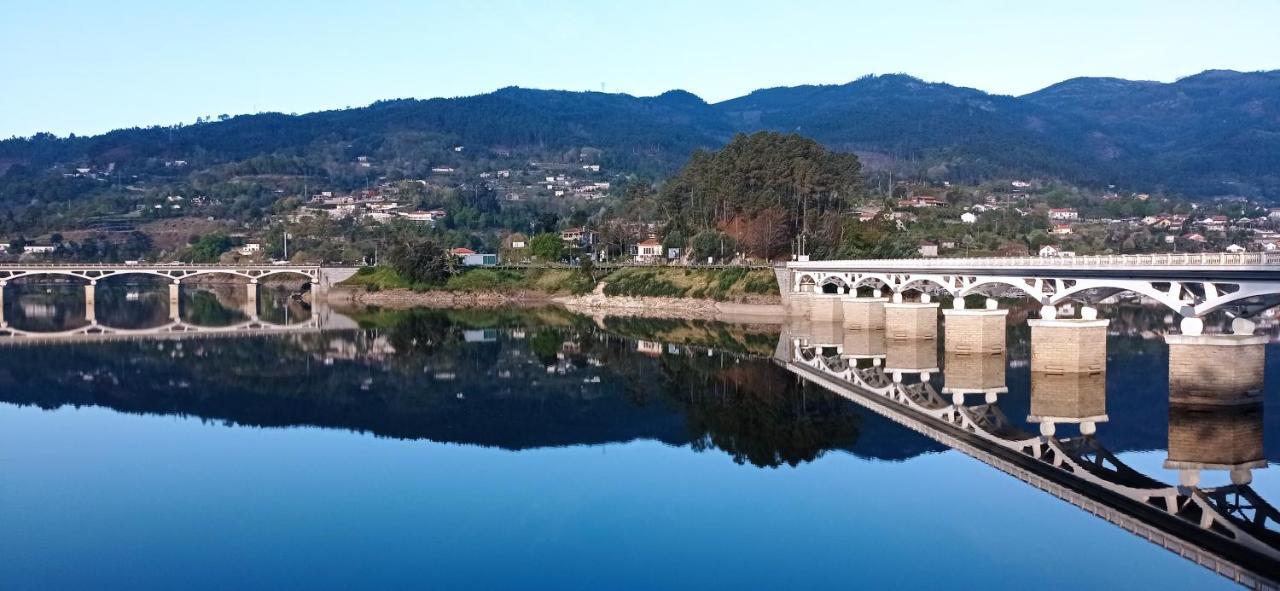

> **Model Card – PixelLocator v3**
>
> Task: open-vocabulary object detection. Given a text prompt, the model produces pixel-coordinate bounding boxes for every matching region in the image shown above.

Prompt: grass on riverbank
[340,266,596,295]
[340,265,778,301]
[600,267,778,300]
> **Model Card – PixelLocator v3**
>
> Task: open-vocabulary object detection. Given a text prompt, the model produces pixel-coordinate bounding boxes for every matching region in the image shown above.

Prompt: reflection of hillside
[0,303,1245,465]
[0,309,906,466]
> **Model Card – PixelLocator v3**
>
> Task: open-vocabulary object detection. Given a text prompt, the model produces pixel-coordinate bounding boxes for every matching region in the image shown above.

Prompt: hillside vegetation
[341,265,778,301]
[3,69,1279,207]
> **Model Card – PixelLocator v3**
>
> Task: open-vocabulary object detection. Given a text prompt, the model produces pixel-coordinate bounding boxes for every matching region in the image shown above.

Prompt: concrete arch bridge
[780,252,1280,332]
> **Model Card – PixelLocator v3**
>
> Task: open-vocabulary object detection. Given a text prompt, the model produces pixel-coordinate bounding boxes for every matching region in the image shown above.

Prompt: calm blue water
[0,297,1274,589]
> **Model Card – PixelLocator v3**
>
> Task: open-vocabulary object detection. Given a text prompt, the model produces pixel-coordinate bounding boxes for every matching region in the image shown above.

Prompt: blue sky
[2,0,1277,138]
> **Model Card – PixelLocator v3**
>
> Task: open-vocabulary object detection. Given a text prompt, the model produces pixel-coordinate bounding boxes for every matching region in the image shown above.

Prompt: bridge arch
[899,277,955,297]
[957,278,1043,301]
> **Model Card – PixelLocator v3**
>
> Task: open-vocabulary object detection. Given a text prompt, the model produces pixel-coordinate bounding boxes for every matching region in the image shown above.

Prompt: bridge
[0,264,360,326]
[775,311,1280,589]
[777,252,1280,335]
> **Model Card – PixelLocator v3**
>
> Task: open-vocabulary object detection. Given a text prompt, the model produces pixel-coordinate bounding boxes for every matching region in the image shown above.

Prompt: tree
[657,132,863,259]
[529,232,565,262]
[690,230,737,262]
[385,236,455,285]
[186,233,232,263]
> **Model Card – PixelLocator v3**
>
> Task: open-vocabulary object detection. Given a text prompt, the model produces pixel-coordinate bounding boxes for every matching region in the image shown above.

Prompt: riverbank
[331,265,782,319]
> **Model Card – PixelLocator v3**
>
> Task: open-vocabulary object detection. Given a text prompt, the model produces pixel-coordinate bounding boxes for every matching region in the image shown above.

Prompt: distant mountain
[2,69,1278,199]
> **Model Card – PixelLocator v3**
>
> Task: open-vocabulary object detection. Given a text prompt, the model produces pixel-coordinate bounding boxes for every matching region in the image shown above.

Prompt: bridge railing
[0,264,322,269]
[788,251,1280,269]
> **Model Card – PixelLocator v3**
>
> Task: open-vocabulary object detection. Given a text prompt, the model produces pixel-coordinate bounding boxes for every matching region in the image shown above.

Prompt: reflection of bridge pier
[810,293,844,322]
[1028,311,1109,436]
[942,298,1007,404]
[778,313,1280,588]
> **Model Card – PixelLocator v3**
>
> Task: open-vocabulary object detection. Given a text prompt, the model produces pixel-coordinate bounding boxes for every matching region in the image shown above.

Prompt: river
[0,281,1276,589]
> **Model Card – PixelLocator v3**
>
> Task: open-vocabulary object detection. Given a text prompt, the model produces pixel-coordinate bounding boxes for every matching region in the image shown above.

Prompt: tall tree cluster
[657,132,863,260]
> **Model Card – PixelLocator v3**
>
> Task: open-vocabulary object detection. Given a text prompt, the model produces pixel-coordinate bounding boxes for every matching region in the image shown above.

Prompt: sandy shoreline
[327,287,783,322]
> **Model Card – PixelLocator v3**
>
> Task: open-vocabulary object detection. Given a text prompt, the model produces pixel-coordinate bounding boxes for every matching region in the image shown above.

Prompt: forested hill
[2,69,1278,199]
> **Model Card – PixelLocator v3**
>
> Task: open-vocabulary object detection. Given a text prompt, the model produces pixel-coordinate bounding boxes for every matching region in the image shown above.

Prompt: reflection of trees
[0,306,862,468]
[183,290,246,325]
[96,286,169,328]
[653,353,861,468]
[255,288,311,325]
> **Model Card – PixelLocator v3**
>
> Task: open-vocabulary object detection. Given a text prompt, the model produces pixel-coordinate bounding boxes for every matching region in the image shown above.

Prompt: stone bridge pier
[841,290,887,331]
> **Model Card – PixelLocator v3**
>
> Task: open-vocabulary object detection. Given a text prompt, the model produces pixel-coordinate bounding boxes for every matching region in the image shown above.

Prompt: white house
[1039,245,1059,257]
[631,238,663,262]
[960,212,977,224]
[237,243,262,256]
[1226,244,1247,253]
[23,245,56,254]
[1048,208,1079,221]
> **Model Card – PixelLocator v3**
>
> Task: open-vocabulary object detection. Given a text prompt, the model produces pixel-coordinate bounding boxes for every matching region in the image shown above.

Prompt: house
[918,242,938,257]
[582,164,601,172]
[898,195,945,208]
[960,212,977,224]
[636,340,663,356]
[855,206,882,222]
[1048,208,1079,221]
[23,245,56,254]
[560,227,596,247]
[1185,233,1207,243]
[631,238,663,262]
[237,243,262,256]
[1226,244,1247,253]
[460,253,499,267]
[398,209,447,223]
[1038,245,1075,257]
[1203,215,1229,233]
[431,166,455,174]
[451,247,476,256]
[1051,223,1074,235]
[504,233,527,250]
[1011,180,1032,188]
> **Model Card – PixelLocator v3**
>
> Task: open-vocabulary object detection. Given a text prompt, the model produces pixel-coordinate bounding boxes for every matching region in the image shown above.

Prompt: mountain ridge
[2,68,1278,199]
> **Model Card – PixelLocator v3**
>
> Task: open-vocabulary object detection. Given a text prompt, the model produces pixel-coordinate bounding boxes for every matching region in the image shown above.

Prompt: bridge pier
[884,299,938,340]
[942,300,1008,404]
[0,280,6,327]
[1165,331,1266,406]
[169,282,181,321]
[244,280,259,319]
[84,282,96,324]
[841,295,887,331]
[1027,316,1109,436]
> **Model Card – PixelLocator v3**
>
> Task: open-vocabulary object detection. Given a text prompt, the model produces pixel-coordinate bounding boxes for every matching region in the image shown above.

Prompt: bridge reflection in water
[0,282,357,344]
[777,303,1279,589]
